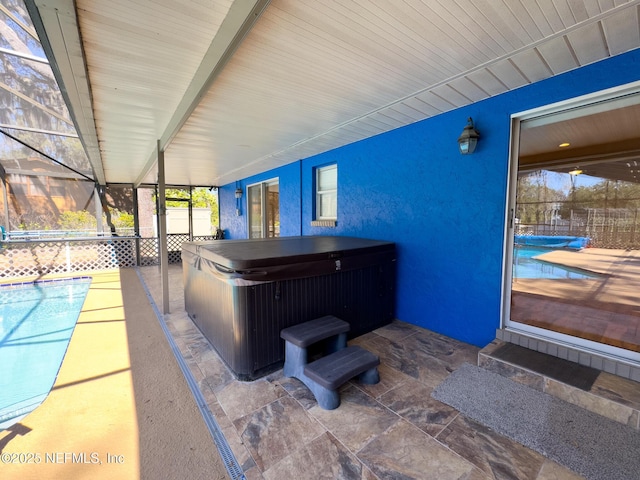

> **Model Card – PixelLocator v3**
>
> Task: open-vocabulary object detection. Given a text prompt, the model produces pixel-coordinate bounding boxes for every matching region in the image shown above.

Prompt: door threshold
[496,327,640,382]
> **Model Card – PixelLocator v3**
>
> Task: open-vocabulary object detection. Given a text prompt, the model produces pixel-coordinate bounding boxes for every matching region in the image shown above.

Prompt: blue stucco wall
[219,49,640,347]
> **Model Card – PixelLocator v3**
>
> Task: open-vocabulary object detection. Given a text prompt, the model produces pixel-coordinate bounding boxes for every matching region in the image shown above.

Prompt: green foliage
[58,210,97,230]
[19,221,44,231]
[56,208,134,232]
[110,209,134,228]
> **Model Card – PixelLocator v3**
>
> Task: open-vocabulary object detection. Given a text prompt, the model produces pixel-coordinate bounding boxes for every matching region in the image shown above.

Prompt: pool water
[513,247,600,279]
[0,277,91,430]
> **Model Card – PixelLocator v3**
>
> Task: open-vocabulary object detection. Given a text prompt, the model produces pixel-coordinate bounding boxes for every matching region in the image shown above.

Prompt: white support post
[1,174,10,231]
[95,186,103,235]
[157,140,170,314]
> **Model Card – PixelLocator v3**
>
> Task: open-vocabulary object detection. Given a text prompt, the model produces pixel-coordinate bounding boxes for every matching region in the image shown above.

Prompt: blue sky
[545,171,601,194]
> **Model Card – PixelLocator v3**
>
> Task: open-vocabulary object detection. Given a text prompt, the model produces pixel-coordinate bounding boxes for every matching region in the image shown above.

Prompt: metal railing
[0,234,219,278]
[3,229,136,240]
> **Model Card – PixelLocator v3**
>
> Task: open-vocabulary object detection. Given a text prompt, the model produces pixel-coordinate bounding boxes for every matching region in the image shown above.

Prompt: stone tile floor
[139,266,584,479]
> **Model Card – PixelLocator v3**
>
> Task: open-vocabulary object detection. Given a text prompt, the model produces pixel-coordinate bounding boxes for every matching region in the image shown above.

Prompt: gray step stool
[280,315,380,410]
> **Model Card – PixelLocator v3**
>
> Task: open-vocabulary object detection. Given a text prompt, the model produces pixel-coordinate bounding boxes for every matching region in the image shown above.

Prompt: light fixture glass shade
[235,187,243,199]
[458,118,480,155]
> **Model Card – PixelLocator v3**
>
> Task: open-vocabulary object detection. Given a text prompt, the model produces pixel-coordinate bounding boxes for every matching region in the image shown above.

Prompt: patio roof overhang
[20,0,640,187]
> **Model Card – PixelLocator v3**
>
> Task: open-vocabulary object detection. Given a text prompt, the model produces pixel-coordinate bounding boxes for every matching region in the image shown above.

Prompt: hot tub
[182,236,396,380]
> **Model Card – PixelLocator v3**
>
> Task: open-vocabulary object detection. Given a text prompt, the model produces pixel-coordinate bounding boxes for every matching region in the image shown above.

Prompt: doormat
[431,363,640,480]
[488,342,600,390]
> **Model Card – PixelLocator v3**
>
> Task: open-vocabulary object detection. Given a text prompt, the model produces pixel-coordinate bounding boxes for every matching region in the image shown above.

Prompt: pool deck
[0,269,227,480]
[512,247,640,351]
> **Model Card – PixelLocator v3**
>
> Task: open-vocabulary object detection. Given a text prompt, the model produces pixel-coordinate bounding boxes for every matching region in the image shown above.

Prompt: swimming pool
[0,277,91,430]
[513,247,600,279]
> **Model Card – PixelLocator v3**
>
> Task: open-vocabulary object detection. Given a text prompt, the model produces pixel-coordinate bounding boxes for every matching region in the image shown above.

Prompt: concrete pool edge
[0,269,229,480]
[0,277,92,430]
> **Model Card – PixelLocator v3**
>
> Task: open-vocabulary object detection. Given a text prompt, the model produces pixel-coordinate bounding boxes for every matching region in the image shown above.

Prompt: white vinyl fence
[0,234,218,278]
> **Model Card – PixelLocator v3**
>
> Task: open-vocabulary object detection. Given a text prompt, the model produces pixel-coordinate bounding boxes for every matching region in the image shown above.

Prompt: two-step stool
[280,315,380,410]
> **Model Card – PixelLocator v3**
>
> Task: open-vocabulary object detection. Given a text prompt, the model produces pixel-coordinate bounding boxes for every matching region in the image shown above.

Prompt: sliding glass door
[504,84,640,361]
[248,179,279,239]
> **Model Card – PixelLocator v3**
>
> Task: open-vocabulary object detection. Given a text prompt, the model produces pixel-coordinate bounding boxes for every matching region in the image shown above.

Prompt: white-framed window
[315,164,337,221]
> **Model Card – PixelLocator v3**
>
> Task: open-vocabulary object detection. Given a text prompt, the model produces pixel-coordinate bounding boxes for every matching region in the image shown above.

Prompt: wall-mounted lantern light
[457,117,480,155]
[235,185,243,216]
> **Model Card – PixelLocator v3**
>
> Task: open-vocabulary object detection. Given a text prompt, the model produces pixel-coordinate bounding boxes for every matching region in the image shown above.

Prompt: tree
[516,172,565,224]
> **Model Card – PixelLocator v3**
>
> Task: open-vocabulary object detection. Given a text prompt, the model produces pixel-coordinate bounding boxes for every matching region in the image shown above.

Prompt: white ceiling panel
[74,0,236,183]
[365,112,407,131]
[535,36,580,74]
[509,48,554,84]
[388,102,427,121]
[566,22,611,65]
[24,0,640,187]
[449,77,489,105]
[415,91,458,114]
[379,106,424,124]
[404,102,440,121]
[602,6,640,55]
[430,84,474,109]
[459,71,505,99]
[486,59,529,90]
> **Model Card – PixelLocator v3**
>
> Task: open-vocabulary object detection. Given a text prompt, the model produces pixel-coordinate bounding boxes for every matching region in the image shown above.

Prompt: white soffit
[74,0,243,185]
[30,0,640,186]
[168,0,640,187]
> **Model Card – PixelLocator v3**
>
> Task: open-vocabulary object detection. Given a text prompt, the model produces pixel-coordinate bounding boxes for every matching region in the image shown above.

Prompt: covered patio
[2,1,640,479]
